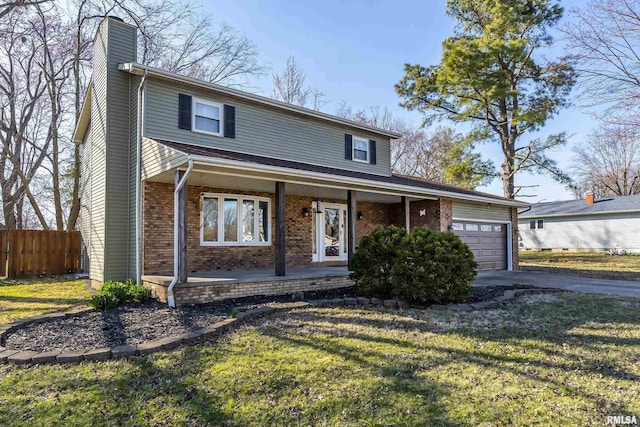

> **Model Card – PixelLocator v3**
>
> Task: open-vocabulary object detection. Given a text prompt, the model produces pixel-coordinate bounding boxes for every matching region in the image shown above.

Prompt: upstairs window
[529,220,536,229]
[537,219,544,229]
[193,99,222,136]
[352,137,369,162]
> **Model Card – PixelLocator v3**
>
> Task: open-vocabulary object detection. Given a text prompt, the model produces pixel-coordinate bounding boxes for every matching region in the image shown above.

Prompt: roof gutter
[118,62,403,139]
[167,156,193,308]
[185,153,529,208]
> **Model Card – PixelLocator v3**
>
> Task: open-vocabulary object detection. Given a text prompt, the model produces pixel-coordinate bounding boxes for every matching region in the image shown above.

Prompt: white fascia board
[72,86,92,144]
[186,154,528,207]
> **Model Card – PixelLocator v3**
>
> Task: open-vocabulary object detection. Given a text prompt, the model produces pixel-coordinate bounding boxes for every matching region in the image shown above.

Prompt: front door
[312,202,348,262]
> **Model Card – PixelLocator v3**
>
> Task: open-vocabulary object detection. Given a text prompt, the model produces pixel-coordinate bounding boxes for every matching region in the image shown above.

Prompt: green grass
[1,293,639,426]
[0,277,93,325]
[520,251,640,280]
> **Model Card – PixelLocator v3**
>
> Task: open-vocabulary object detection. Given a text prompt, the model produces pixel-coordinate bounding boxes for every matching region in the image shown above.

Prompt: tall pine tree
[396,0,575,199]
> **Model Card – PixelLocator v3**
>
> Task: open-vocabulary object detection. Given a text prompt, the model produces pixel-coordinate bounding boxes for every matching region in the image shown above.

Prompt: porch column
[176,169,188,283]
[401,196,410,230]
[275,181,286,276]
[347,190,356,269]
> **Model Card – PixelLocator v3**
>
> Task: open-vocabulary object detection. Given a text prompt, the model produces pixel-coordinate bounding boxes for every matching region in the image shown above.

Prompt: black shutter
[369,140,377,164]
[345,134,353,160]
[178,94,192,130]
[223,104,235,138]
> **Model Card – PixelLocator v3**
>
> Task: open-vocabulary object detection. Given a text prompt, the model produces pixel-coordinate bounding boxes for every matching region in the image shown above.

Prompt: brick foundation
[143,275,354,306]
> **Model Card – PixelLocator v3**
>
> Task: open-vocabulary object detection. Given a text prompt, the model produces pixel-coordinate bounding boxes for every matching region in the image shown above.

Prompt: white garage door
[451,221,508,270]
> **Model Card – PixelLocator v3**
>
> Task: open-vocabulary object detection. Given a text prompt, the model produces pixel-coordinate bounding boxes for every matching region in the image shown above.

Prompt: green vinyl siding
[104,21,136,281]
[128,74,141,279]
[86,21,109,282]
[140,138,187,180]
[84,18,137,283]
[452,200,511,222]
[144,80,392,176]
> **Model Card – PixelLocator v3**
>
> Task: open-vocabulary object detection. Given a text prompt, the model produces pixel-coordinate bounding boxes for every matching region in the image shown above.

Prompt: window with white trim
[201,194,270,245]
[352,136,369,162]
[193,98,222,136]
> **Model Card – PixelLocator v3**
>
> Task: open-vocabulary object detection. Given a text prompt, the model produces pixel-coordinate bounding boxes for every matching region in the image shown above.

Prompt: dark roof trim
[119,62,402,139]
[154,139,528,207]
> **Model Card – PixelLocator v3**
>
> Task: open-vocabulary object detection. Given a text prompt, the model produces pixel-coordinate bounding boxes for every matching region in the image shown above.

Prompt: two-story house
[73,17,528,307]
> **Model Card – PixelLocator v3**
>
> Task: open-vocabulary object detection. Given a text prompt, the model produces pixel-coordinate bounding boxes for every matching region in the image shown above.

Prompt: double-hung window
[352,136,369,162]
[529,219,544,230]
[201,193,270,245]
[193,98,222,136]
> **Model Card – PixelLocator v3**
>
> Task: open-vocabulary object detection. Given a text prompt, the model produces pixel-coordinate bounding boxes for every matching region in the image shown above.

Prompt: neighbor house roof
[155,139,528,207]
[520,194,640,218]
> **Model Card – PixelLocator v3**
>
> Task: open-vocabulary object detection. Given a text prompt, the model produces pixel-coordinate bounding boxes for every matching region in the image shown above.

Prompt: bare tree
[563,0,640,121]
[0,0,266,230]
[572,124,640,197]
[0,0,51,19]
[272,56,325,110]
[336,104,496,189]
[0,11,50,229]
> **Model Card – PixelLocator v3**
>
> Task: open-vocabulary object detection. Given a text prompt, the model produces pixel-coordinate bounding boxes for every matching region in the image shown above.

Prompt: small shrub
[129,285,152,303]
[100,281,131,304]
[91,279,153,310]
[350,225,407,299]
[391,228,476,305]
[89,293,119,310]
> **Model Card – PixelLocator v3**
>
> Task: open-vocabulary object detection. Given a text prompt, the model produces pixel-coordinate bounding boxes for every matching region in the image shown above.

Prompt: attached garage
[451,201,513,270]
[451,221,507,270]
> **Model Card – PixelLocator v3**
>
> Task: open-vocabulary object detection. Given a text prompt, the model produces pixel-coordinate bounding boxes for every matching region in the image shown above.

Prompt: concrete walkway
[475,270,640,298]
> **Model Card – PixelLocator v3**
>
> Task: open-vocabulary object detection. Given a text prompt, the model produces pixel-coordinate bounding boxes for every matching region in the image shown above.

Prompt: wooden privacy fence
[0,230,81,278]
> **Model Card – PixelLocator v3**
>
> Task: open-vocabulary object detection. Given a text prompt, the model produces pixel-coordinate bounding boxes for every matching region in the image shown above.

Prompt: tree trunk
[501,134,516,199]
[66,142,81,231]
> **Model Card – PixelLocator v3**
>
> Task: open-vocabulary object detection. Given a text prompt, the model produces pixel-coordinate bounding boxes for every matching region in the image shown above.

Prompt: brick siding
[409,199,452,231]
[143,275,354,306]
[142,181,400,274]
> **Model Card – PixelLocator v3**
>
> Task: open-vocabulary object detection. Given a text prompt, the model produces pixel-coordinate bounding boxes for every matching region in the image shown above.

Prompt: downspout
[136,70,148,285]
[167,156,193,308]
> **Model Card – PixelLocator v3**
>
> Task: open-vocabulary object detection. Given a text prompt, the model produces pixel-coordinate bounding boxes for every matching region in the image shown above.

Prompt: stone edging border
[0,288,564,366]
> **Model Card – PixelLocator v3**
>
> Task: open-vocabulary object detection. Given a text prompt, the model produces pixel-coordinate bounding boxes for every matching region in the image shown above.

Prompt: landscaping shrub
[391,228,476,305]
[129,284,152,303]
[350,225,407,299]
[89,293,119,311]
[89,279,153,310]
[99,281,131,304]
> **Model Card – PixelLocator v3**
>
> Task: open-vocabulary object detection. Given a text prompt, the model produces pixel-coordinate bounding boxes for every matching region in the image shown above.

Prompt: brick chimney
[585,191,595,205]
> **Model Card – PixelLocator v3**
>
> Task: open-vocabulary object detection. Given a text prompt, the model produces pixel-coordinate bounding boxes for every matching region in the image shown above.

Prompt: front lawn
[1,292,639,426]
[520,250,640,280]
[0,278,93,325]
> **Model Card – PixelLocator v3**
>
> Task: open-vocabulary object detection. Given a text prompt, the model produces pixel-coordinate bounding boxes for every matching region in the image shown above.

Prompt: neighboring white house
[518,192,640,253]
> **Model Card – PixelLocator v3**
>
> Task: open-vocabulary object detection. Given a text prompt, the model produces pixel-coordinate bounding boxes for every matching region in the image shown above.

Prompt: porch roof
[147,138,528,207]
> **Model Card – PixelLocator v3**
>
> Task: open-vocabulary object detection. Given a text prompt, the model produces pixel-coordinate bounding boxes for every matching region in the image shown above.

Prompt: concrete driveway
[475,270,640,298]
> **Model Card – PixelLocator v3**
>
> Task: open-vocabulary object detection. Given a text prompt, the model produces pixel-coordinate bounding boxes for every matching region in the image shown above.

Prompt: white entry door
[312,202,348,262]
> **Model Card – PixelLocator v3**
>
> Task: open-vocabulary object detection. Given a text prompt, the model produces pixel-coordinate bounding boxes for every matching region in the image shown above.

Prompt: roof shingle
[154,139,520,204]
[520,194,640,218]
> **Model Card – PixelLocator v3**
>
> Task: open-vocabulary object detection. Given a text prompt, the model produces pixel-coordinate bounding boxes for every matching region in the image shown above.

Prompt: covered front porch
[140,138,457,305]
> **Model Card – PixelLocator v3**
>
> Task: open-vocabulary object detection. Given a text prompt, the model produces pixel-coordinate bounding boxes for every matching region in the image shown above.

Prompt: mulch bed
[3,285,532,353]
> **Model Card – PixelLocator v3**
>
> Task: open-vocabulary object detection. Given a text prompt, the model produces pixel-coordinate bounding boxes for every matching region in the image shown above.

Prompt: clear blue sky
[205,0,593,202]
